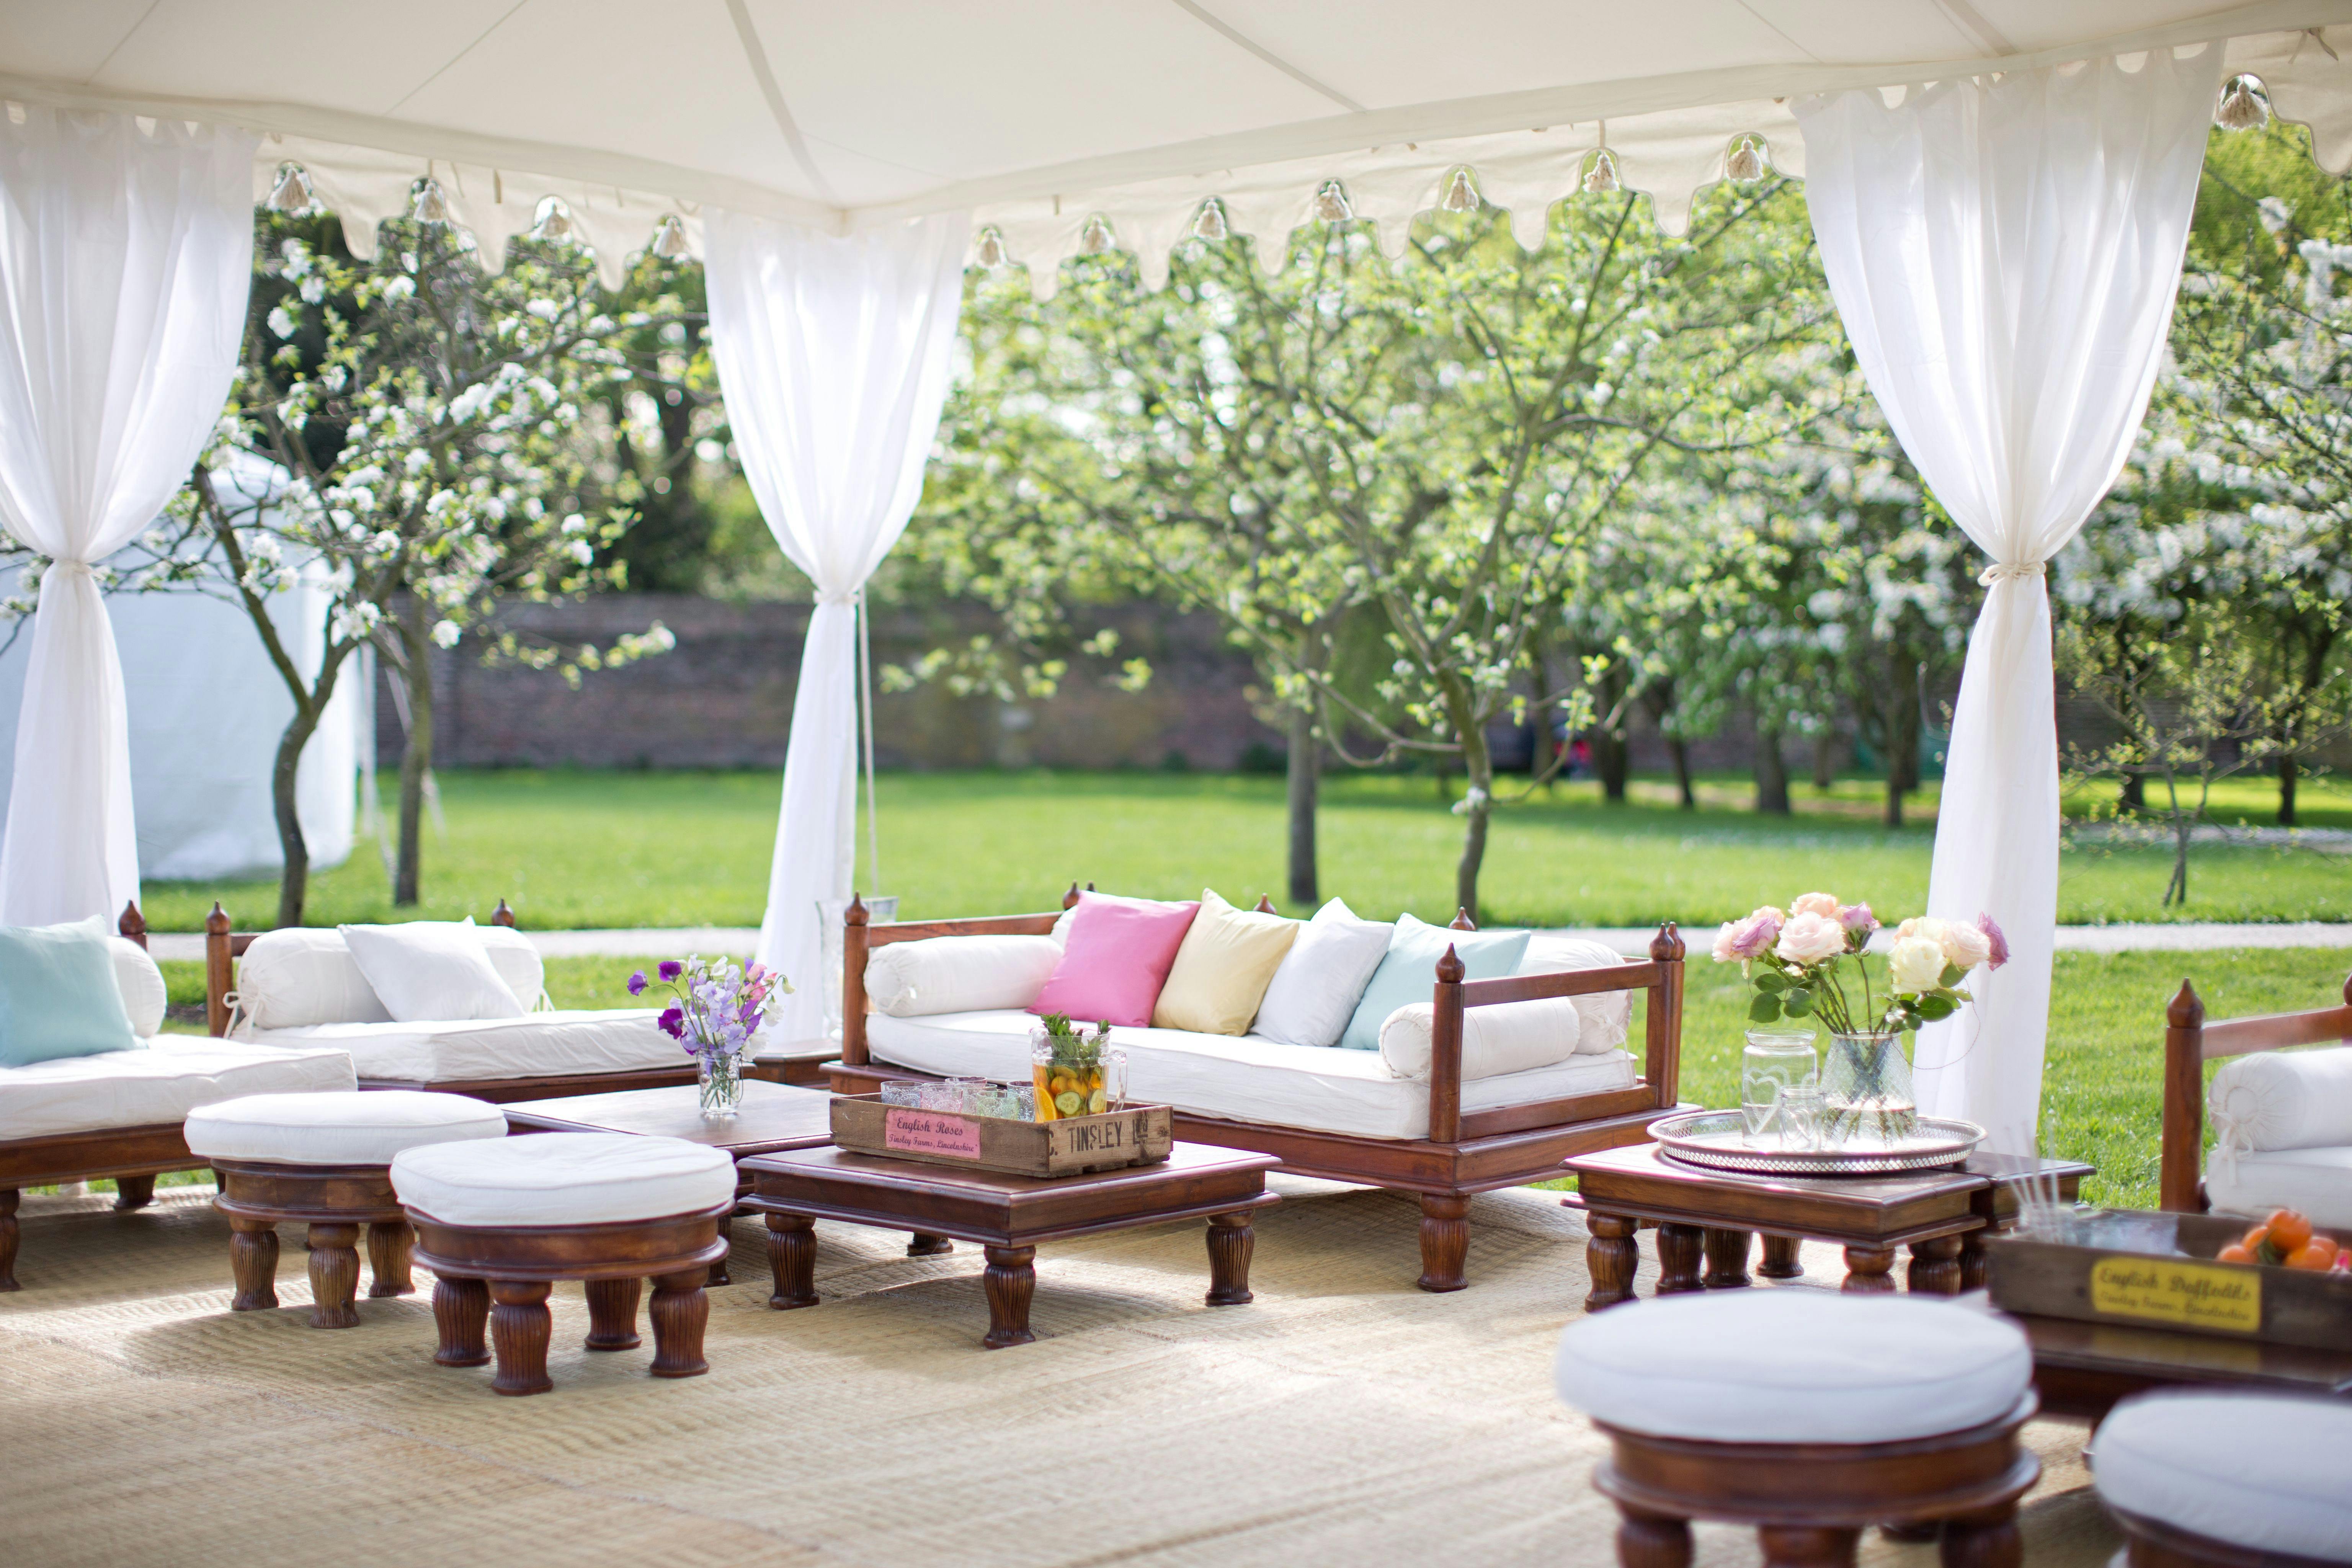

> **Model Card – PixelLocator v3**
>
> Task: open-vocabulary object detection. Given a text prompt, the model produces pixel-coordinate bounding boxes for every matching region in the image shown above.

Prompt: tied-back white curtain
[1795,49,2219,1150]
[704,209,969,1039]
[0,108,257,926]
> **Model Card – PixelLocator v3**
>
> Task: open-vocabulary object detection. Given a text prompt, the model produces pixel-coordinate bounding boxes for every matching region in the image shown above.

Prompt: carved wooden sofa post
[2161,971,2352,1215]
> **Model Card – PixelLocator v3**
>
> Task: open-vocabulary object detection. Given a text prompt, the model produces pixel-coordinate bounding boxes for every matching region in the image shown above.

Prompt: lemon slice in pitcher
[1088,1090,1107,1114]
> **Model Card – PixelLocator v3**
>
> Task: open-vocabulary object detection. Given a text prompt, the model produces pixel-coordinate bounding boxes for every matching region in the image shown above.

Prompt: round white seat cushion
[185,1090,506,1166]
[1555,1291,2032,1444]
[2094,1392,2352,1561]
[391,1132,737,1227]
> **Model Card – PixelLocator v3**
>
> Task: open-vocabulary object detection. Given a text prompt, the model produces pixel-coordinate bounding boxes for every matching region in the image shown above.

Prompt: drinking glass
[880,1080,921,1107]
[1103,1047,1130,1111]
[1740,1028,1819,1147]
[1776,1084,1827,1153]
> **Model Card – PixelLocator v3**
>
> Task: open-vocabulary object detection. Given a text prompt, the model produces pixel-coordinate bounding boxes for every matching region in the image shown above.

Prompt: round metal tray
[1650,1109,1988,1177]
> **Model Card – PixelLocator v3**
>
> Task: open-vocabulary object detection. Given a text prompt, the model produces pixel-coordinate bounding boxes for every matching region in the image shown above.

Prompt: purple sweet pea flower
[627,969,648,996]
[658,959,683,982]
[1978,912,2010,970]
[657,1002,685,1039]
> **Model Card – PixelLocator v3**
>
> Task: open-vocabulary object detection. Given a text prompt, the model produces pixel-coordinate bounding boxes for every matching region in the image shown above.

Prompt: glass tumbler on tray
[1740,1028,1819,1147]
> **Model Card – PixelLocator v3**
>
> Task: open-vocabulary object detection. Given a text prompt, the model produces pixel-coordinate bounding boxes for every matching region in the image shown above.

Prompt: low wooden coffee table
[504,1081,837,1282]
[1561,1143,2092,1308]
[739,1142,1280,1348]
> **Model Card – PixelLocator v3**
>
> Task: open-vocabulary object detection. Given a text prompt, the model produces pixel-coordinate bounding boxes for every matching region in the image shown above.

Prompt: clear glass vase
[1821,1031,1917,1148]
[697,1051,744,1119]
[1740,1029,1819,1147]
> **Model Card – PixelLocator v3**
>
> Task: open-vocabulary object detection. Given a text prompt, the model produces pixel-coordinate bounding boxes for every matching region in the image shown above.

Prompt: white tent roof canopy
[3,2,2350,287]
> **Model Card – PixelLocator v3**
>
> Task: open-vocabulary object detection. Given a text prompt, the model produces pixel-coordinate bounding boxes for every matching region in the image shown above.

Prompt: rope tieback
[1977,559,2046,588]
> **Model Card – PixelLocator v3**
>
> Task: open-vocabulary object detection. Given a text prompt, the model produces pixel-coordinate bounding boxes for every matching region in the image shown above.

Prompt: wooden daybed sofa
[826,886,1689,1292]
[2162,970,2352,1226]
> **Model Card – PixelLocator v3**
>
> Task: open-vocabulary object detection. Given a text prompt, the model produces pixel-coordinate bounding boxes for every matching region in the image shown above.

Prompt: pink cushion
[1030,892,1200,1028]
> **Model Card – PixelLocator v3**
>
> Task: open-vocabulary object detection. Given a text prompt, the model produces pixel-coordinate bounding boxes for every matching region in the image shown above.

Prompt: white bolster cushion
[864,935,1063,1018]
[1517,934,1634,1054]
[237,924,545,1030]
[2210,1045,2352,1154]
[1379,995,1585,1082]
[108,938,168,1038]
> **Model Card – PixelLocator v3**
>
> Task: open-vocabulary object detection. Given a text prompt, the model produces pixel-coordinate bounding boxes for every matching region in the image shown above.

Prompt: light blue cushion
[0,915,139,1068]
[1337,914,1532,1052]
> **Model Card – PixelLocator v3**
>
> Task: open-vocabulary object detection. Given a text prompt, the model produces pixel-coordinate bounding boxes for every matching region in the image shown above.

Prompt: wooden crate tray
[829,1094,1173,1178]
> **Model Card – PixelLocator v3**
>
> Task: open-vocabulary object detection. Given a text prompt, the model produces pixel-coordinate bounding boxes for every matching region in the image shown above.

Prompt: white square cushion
[392,1131,737,1227]
[186,1089,506,1165]
[108,938,168,1038]
[1251,898,1393,1049]
[1516,934,1635,1054]
[2094,1392,2352,1560]
[0,1037,355,1140]
[338,920,526,1023]
[2205,1144,2352,1229]
[1379,995,1584,1081]
[238,924,545,1029]
[242,1009,682,1086]
[864,934,1062,1017]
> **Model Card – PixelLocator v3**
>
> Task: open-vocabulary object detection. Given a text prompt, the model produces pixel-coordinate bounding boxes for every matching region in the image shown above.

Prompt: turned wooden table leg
[907,1232,954,1257]
[1614,1505,1693,1568]
[1656,1224,1705,1294]
[706,1229,731,1287]
[765,1212,818,1309]
[1702,1227,1753,1289]
[982,1243,1037,1349]
[1585,1212,1639,1311]
[1759,1233,1805,1279]
[648,1267,710,1378]
[1416,1193,1470,1293]
[433,1276,492,1367]
[1205,1211,1255,1305]
[1907,1235,1964,1295]
[0,1187,17,1291]
[1938,1503,2022,1568]
[584,1277,643,1350]
[229,1216,279,1311]
[366,1219,415,1297]
[1841,1245,1897,1294]
[488,1280,555,1395]
[113,1173,156,1212]
[1756,1524,1861,1566]
[1959,1227,1994,1292]
[305,1221,363,1329]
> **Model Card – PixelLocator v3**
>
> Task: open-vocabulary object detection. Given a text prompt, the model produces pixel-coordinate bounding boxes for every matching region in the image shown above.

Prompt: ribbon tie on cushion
[1976,559,2046,588]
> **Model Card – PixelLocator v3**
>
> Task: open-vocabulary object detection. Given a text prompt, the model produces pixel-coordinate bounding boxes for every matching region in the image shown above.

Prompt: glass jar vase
[1740,1029,1819,1147]
[1821,1031,1917,1148]
[697,1051,745,1119]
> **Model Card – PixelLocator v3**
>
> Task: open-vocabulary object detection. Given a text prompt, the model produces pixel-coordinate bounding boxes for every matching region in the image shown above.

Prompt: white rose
[1896,916,1947,946]
[1774,911,1846,966]
[1938,920,1991,972]
[1887,936,1947,993]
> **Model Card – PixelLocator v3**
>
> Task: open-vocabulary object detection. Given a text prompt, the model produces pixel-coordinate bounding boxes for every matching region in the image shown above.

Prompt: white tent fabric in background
[0,107,256,925]
[1795,47,2221,1152]
[705,209,969,1033]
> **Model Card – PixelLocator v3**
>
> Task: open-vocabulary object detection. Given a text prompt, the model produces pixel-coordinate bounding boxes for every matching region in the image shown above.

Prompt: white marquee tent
[4,1,2352,1146]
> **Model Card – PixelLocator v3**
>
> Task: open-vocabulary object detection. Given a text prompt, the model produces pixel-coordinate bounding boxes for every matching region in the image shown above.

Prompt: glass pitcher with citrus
[1030,1014,1112,1121]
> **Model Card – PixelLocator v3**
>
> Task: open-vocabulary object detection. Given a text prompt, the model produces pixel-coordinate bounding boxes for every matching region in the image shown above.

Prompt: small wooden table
[1561,1143,2092,1308]
[739,1142,1280,1348]
[2014,1310,2352,1421]
[504,1081,836,1282]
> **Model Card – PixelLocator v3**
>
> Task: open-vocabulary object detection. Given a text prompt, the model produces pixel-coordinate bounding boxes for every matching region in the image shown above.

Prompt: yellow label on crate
[2089,1257,2262,1334]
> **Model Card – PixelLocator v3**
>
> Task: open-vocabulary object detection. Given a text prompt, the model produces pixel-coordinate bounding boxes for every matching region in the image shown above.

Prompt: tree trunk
[271,703,324,928]
[1754,727,1791,816]
[1450,695,1496,924]
[1285,705,1319,906]
[1667,737,1695,810]
[2120,771,2146,814]
[1811,732,1837,792]
[2279,752,2298,828]
[1592,665,1629,802]
[394,605,435,908]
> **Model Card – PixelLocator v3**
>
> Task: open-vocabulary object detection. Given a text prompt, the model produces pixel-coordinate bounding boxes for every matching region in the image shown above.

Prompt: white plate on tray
[1650,1109,1988,1176]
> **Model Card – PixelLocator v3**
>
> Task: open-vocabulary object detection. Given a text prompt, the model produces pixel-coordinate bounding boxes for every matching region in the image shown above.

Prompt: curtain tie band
[47,559,94,578]
[816,588,856,606]
[1977,560,2045,587]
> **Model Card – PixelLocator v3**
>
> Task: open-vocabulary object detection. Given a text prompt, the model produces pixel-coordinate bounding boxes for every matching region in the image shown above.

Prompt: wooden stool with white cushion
[391,1132,735,1396]
[2093,1391,2352,1566]
[187,1090,505,1327]
[1555,1292,2038,1567]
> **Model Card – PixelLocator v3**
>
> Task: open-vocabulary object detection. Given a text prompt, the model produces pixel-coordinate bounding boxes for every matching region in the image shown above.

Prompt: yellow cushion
[1151,889,1300,1036]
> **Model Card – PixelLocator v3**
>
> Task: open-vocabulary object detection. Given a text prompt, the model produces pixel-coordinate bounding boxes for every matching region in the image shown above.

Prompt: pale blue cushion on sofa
[0,916,140,1068]
[1337,914,1532,1052]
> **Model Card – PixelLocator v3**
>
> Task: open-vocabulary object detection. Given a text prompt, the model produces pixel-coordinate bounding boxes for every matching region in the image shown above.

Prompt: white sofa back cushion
[340,920,526,1023]
[238,924,545,1030]
[1252,898,1393,1049]
[108,937,168,1038]
[2210,1045,2352,1155]
[864,934,1063,1018]
[1379,995,1586,1082]
[1518,934,1635,1054]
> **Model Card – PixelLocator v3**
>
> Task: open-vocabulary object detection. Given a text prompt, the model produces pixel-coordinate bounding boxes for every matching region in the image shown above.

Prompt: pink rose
[1978,913,2009,970]
[1712,906,1784,963]
[1775,910,1846,966]
[1838,902,1878,934]
[1791,892,1840,919]
[1939,919,1992,972]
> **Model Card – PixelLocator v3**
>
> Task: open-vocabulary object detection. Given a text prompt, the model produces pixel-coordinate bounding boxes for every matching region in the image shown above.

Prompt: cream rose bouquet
[1713,892,2007,1036]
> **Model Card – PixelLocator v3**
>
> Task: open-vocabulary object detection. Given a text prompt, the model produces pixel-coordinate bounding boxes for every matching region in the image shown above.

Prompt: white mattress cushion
[242,1009,683,1085]
[1380,995,1585,1081]
[340,920,525,1023]
[2094,1391,2352,1561]
[0,1037,356,1141]
[1555,1292,2031,1443]
[186,1089,507,1165]
[864,934,1062,1017]
[867,1008,1636,1141]
[2205,1143,2352,1229]
[237,924,546,1029]
[1517,934,1635,1054]
[108,938,168,1038]
[392,1132,737,1227]
[1252,897,1392,1049]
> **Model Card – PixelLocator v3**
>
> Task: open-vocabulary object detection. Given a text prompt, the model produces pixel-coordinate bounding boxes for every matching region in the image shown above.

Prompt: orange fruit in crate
[2244,1222,2272,1249]
[2268,1210,2314,1253]
[2217,1242,2256,1264]
[2285,1237,2340,1271]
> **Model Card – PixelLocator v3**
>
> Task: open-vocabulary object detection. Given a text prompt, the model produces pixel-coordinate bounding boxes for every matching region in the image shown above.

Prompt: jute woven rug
[0,1178,2118,1568]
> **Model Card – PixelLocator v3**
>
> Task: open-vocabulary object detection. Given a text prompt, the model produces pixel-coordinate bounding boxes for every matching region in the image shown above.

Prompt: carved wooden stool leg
[1958,1228,1993,1292]
[1205,1211,1255,1305]
[1758,1233,1805,1279]
[113,1173,156,1211]
[228,1216,280,1311]
[981,1243,1037,1349]
[1840,1245,1897,1294]
[305,1221,363,1329]
[584,1277,643,1350]
[648,1268,710,1378]
[0,1187,17,1292]
[1416,1193,1470,1292]
[366,1219,415,1297]
[1907,1235,1964,1295]
[906,1232,954,1257]
[432,1276,492,1367]
[1614,1506,1693,1568]
[1937,1504,2022,1568]
[765,1212,818,1309]
[1655,1223,1705,1294]
[1584,1212,1640,1311]
[1755,1524,1861,1566]
[1702,1227,1753,1289]
[488,1280,555,1395]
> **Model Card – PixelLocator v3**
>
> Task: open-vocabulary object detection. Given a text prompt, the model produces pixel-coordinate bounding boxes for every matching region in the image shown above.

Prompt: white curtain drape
[704,209,970,1039]
[1796,49,2219,1151]
[0,109,257,927]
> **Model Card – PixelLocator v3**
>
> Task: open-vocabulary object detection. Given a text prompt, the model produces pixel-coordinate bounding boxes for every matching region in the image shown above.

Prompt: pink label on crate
[884,1108,982,1158]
